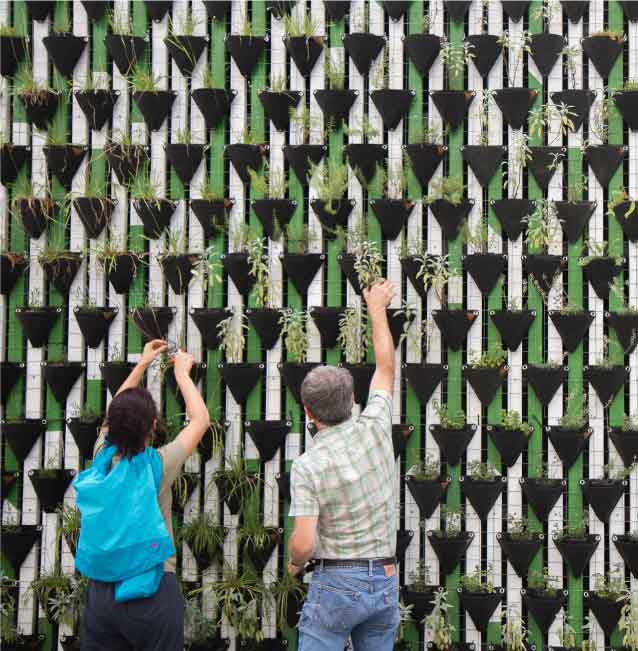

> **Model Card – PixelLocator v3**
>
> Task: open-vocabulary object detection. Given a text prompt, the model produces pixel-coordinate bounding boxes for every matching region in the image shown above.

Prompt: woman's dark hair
[105,387,158,458]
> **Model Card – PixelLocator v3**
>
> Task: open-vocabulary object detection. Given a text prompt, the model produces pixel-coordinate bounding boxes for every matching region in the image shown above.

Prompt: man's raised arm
[363,280,396,395]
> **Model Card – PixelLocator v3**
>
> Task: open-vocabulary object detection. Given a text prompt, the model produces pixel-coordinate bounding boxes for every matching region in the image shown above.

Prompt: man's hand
[363,280,395,313]
[140,339,167,367]
[173,350,195,378]
[287,562,304,577]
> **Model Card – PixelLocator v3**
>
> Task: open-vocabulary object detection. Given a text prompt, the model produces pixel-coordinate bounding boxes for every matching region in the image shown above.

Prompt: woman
[80,340,210,651]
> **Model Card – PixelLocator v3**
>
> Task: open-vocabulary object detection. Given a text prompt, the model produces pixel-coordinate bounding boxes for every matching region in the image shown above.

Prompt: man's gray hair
[300,365,354,425]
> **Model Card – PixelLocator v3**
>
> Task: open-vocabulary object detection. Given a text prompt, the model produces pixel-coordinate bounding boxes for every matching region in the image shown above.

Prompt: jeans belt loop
[368,559,373,577]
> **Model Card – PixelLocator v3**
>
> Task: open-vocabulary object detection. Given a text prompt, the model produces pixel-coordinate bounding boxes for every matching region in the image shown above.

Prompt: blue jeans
[298,563,400,651]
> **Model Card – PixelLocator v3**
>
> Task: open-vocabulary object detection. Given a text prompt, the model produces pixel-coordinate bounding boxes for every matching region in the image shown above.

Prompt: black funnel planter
[246,308,281,350]
[259,90,301,131]
[338,253,361,294]
[461,477,506,520]
[555,534,600,577]
[105,253,139,294]
[607,311,638,354]
[430,424,477,466]
[29,468,75,513]
[466,34,502,78]
[161,254,200,294]
[396,529,413,561]
[460,590,504,632]
[526,364,566,405]
[134,199,176,239]
[42,253,83,295]
[343,33,386,76]
[462,145,505,188]
[431,90,475,130]
[284,144,326,184]
[464,253,506,295]
[226,35,267,78]
[530,33,565,77]
[585,365,628,406]
[281,253,324,296]
[404,34,442,77]
[105,143,148,185]
[219,362,263,404]
[192,88,236,131]
[276,472,291,501]
[1,254,27,295]
[403,363,447,405]
[464,366,507,406]
[614,90,638,130]
[582,256,622,300]
[191,198,233,239]
[370,199,414,240]
[145,0,171,21]
[18,197,52,239]
[314,89,358,124]
[43,33,87,78]
[74,197,116,238]
[190,307,231,349]
[445,0,472,21]
[241,528,280,573]
[581,479,625,523]
[402,586,439,622]
[433,310,478,351]
[401,255,428,300]
[165,144,204,185]
[370,89,414,130]
[2,525,41,572]
[524,589,566,634]
[203,0,231,20]
[405,476,449,519]
[0,35,27,77]
[132,90,176,131]
[387,309,414,348]
[613,534,638,579]
[252,199,297,239]
[493,88,538,130]
[81,0,110,21]
[16,306,61,348]
[104,34,146,75]
[19,90,59,129]
[312,198,355,234]
[222,252,254,296]
[491,198,535,240]
[245,420,291,462]
[43,145,87,188]
[582,34,624,79]
[612,200,638,242]
[490,310,535,351]
[284,36,324,77]
[392,424,414,458]
[166,363,204,401]
[74,306,117,348]
[404,143,447,189]
[325,1,350,20]
[554,200,596,243]
[549,310,594,353]
[620,0,638,20]
[226,143,267,183]
[1,362,24,406]
[585,592,625,638]
[497,532,543,577]
[487,425,531,467]
[343,363,375,405]
[2,418,46,463]
[502,0,530,21]
[310,306,344,349]
[429,199,474,240]
[551,89,595,132]
[528,146,564,190]
[525,254,564,295]
[131,306,174,341]
[67,416,102,459]
[520,477,566,520]
[1,144,29,185]
[280,362,317,405]
[100,361,135,396]
[585,144,625,188]
[609,427,638,467]
[172,471,200,514]
[428,531,473,575]
[548,426,591,468]
[165,35,207,77]
[561,0,587,22]
[380,0,411,19]
[75,89,119,131]
[215,473,257,515]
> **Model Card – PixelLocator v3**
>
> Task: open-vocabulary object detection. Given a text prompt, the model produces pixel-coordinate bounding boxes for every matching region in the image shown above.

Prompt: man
[288,279,399,651]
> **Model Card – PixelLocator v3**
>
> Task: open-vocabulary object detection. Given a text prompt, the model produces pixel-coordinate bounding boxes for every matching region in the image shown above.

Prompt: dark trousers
[82,572,184,651]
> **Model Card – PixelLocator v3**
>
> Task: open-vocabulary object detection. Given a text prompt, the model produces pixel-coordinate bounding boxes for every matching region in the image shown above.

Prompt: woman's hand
[140,339,167,367]
[173,350,195,378]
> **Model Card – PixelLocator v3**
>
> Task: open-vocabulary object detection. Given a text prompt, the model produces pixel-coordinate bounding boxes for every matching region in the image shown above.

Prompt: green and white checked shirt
[289,389,395,559]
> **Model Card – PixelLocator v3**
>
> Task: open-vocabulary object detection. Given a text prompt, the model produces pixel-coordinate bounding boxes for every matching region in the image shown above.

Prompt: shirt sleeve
[288,458,320,517]
[158,439,188,496]
[358,389,393,441]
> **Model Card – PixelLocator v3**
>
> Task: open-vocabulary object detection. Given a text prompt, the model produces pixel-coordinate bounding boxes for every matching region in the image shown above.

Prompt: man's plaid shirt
[289,389,395,559]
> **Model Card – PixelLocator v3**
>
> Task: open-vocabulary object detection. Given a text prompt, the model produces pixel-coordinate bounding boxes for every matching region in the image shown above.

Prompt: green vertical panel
[91,8,107,73]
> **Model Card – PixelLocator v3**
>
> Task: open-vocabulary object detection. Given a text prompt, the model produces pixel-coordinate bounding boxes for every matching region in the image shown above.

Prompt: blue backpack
[72,444,175,602]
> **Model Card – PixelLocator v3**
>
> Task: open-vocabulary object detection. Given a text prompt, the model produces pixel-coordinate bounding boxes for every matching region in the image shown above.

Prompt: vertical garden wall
[1,0,637,650]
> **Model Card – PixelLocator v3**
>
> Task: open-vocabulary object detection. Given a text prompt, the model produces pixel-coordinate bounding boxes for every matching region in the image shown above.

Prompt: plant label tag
[384,564,396,577]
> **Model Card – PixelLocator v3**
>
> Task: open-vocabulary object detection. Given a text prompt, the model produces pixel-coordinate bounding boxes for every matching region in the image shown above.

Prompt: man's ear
[303,405,314,421]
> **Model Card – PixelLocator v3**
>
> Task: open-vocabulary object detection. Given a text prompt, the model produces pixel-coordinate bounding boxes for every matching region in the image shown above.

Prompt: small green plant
[424,589,455,647]
[619,591,638,651]
[338,305,369,365]
[344,114,380,143]
[506,515,535,540]
[505,131,532,197]
[497,30,531,83]
[180,512,226,563]
[56,504,81,553]
[279,309,309,364]
[353,238,384,290]
[248,165,287,201]
[469,343,507,368]
[608,188,636,221]
[440,39,474,85]
[435,506,462,538]
[467,461,499,481]
[408,454,440,481]
[269,571,307,631]
[282,12,318,38]
[407,561,433,591]
[108,11,134,35]
[213,456,257,513]
[622,413,638,432]
[184,597,220,646]
[28,571,87,627]
[528,568,560,597]
[433,401,466,430]
[500,410,534,435]
[246,234,271,308]
[524,199,559,254]
[425,176,464,206]
[558,615,578,649]
[459,564,496,593]
[502,608,528,651]
[592,564,627,601]
[415,254,457,307]
[285,222,317,255]
[529,101,576,142]
[557,389,588,430]
[217,312,247,363]
[310,159,349,213]
[325,49,345,90]
[553,512,589,540]
[129,66,161,92]
[583,90,614,145]
[462,220,493,254]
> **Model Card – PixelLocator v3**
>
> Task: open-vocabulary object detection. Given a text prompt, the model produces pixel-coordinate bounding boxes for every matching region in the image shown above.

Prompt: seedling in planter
[325,49,345,90]
[344,115,380,143]
[282,12,318,38]
[622,413,638,431]
[424,588,455,645]
[309,159,349,216]
[407,454,440,481]
[505,515,535,540]
[433,401,466,430]
[246,233,270,308]
[528,567,561,597]
[608,188,636,221]
[279,309,309,364]
[497,30,531,83]
[474,89,493,146]
[619,591,638,651]
[459,564,496,593]
[582,90,614,146]
[56,504,81,553]
[558,615,578,649]
[424,176,465,206]
[248,166,287,201]
[107,10,134,35]
[532,0,561,27]
[338,305,369,365]
[466,460,499,481]
[440,38,475,88]
[285,222,317,255]
[529,101,576,142]
[28,571,87,627]
[501,608,528,651]
[504,131,532,197]
[352,238,383,291]
[407,560,433,591]
[524,199,559,253]
[270,571,307,631]
[592,564,628,601]
[180,511,225,565]
[217,312,247,363]
[557,390,588,430]
[553,512,589,541]
[415,254,457,308]
[184,597,221,647]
